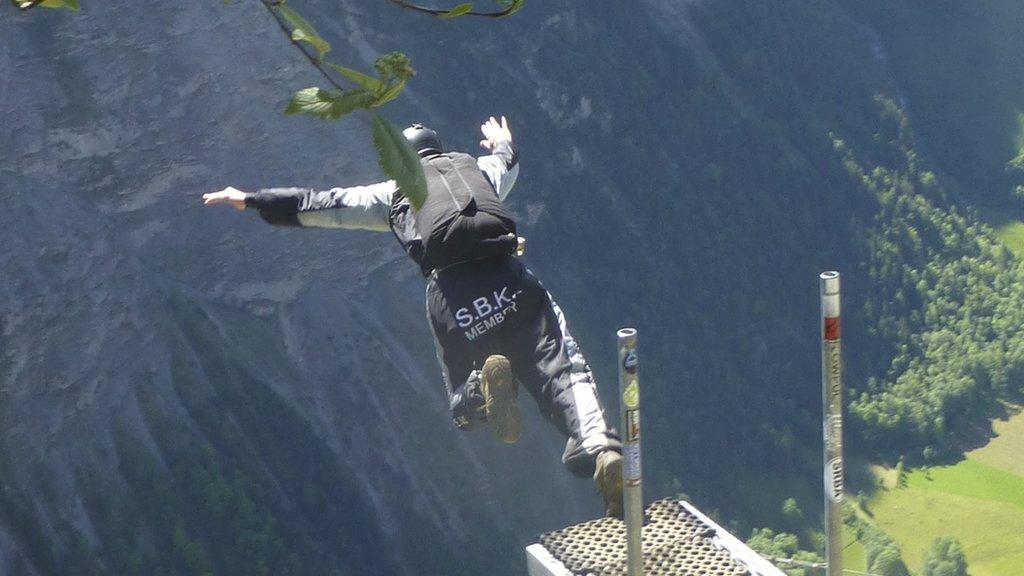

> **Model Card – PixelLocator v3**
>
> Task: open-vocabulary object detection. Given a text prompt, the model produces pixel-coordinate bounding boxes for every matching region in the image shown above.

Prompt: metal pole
[617,328,642,576]
[820,272,844,576]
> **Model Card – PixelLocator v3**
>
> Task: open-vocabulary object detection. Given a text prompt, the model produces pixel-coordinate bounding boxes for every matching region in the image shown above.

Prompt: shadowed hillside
[2,1,1023,574]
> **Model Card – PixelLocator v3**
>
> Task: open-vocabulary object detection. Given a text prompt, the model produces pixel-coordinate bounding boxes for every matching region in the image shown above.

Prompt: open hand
[479,116,512,151]
[202,186,248,211]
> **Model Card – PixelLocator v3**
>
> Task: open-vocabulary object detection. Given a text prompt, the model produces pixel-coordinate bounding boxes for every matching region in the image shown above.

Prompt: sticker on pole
[824,317,841,341]
[826,457,844,503]
[626,409,640,442]
[623,381,639,409]
[623,349,638,374]
[824,415,843,452]
[624,443,641,483]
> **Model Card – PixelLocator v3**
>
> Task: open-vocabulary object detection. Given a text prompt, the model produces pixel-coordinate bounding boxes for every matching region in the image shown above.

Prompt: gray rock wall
[0,0,918,573]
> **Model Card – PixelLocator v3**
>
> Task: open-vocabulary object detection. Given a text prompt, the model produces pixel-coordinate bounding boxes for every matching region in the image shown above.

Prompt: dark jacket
[245,141,519,276]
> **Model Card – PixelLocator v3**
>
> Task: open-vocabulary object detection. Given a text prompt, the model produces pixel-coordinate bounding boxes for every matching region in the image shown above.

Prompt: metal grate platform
[526,499,786,576]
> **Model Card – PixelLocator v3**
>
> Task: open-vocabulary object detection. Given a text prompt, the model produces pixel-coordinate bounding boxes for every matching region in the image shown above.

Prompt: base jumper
[203,116,624,515]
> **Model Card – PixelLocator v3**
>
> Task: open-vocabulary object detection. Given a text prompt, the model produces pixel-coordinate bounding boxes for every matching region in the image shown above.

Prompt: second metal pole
[820,272,844,576]
[618,328,642,576]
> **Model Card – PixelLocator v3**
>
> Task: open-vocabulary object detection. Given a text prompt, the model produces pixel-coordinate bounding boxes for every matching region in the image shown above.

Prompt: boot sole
[482,355,520,444]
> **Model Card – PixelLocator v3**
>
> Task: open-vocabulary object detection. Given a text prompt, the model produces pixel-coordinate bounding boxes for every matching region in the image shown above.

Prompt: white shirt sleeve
[477,155,519,201]
[292,180,397,231]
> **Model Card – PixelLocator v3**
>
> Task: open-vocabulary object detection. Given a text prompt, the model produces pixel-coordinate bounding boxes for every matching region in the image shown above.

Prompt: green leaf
[371,80,407,107]
[42,0,79,8]
[500,0,524,16]
[274,4,331,58]
[440,3,474,19]
[327,64,384,92]
[14,0,79,10]
[372,115,427,210]
[285,87,375,120]
[291,29,330,59]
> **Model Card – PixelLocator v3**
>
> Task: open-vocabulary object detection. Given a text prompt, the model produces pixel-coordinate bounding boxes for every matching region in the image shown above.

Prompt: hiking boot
[594,450,624,518]
[481,355,520,444]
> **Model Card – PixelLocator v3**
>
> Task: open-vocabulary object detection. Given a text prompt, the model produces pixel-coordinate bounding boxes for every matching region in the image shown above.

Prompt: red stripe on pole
[824,317,841,341]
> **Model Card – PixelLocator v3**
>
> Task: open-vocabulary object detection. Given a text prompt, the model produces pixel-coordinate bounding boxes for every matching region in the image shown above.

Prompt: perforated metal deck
[526,499,785,576]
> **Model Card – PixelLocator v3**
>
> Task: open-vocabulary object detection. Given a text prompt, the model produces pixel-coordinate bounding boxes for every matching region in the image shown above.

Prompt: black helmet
[403,123,443,157]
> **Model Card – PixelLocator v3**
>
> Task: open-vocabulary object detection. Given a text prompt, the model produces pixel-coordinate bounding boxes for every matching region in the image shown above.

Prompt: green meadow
[842,525,867,572]
[855,406,1024,576]
[991,214,1024,257]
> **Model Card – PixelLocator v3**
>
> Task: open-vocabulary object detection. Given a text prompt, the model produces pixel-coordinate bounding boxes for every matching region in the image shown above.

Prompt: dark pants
[425,256,620,476]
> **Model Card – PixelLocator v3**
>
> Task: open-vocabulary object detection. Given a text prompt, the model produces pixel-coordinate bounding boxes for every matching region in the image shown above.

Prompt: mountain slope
[2,1,1023,574]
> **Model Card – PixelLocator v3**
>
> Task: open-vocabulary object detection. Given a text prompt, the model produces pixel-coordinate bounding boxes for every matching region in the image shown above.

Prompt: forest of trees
[837,97,1024,461]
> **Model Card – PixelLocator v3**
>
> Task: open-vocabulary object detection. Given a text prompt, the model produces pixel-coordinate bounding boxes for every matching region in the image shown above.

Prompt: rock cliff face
[1,3,672,573]
[2,0,1019,574]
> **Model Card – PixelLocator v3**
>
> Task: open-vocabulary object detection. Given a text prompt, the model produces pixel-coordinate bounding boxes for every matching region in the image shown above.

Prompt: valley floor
[848,405,1024,576]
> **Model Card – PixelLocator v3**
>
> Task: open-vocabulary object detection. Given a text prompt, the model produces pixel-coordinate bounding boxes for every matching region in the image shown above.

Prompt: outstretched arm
[477,116,520,200]
[203,181,396,231]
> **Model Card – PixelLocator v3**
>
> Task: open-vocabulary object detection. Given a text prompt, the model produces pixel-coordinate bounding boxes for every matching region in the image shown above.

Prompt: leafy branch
[386,0,524,19]
[261,3,426,205]
[10,0,516,207]
[283,54,414,120]
[260,1,416,120]
[9,0,525,120]
[260,0,345,91]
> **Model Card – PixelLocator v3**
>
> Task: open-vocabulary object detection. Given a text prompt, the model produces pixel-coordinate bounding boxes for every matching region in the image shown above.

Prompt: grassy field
[859,406,1024,576]
[842,525,867,572]
[992,217,1024,256]
[972,406,1024,476]
[978,207,1024,256]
